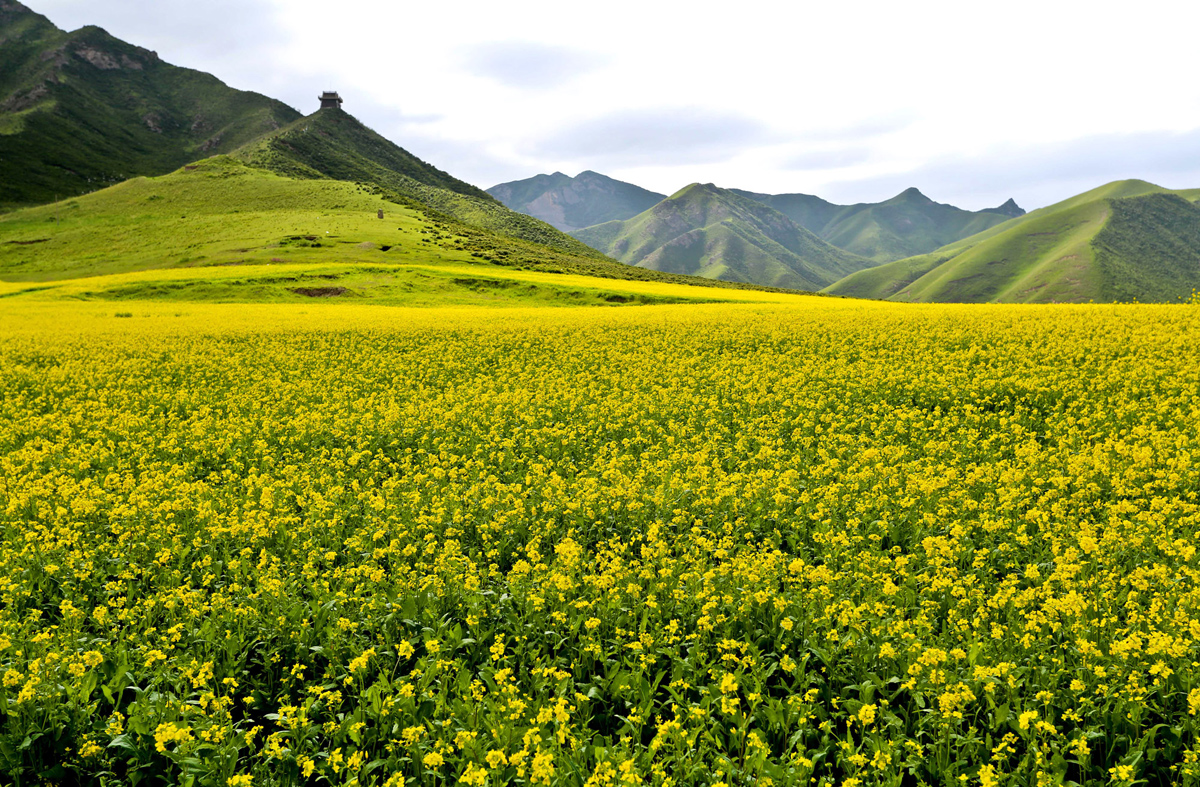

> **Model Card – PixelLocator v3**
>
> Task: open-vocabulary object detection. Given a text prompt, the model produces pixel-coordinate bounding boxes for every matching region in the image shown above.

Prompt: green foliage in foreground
[825,180,1200,303]
[1,303,1199,785]
[0,262,752,309]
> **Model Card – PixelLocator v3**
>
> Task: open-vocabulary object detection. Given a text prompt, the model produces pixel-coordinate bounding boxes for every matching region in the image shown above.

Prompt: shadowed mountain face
[824,180,1200,303]
[0,0,302,207]
[731,187,1024,262]
[488,171,667,232]
[571,183,875,291]
[988,198,1025,218]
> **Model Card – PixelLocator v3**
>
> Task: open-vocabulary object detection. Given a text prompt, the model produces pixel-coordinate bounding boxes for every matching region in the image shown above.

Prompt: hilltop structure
[319,91,344,110]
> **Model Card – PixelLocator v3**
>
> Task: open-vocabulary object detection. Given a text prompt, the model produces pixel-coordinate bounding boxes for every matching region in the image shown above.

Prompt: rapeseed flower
[1,301,1197,785]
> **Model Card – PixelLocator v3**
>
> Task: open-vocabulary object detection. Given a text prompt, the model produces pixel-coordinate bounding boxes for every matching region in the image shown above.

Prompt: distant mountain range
[573,183,872,290]
[729,187,1022,262]
[825,180,1200,303]
[498,167,1200,302]
[487,171,666,232]
[488,170,1030,291]
[489,171,1024,265]
[0,0,300,207]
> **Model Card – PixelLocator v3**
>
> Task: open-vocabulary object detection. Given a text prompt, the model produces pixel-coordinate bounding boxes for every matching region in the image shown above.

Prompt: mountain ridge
[988,198,1025,218]
[488,171,667,232]
[823,179,1200,303]
[235,107,600,255]
[0,153,801,305]
[572,182,874,291]
[496,165,1027,266]
[732,186,1024,262]
[0,0,302,207]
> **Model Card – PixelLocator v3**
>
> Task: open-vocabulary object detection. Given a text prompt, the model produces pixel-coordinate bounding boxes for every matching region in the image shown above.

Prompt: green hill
[235,108,599,255]
[487,171,667,232]
[0,2,698,299]
[824,179,1200,303]
[731,187,1022,262]
[0,0,598,255]
[0,155,797,306]
[571,183,873,290]
[0,0,301,208]
[726,191,841,236]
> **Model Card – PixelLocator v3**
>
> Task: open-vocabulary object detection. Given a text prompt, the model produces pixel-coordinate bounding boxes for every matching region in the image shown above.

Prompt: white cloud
[461,42,608,89]
[530,107,770,166]
[822,128,1200,211]
[781,147,874,172]
[25,0,1200,209]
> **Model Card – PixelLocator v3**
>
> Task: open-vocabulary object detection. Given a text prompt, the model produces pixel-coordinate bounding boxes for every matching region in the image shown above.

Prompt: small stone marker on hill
[378,209,384,219]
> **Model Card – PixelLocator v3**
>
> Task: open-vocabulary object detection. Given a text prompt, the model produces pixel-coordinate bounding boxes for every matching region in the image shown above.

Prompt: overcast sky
[30,0,1200,211]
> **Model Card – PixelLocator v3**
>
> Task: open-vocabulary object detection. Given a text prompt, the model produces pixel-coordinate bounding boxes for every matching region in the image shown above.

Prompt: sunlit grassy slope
[825,180,1200,303]
[234,108,599,256]
[0,261,814,308]
[0,157,800,305]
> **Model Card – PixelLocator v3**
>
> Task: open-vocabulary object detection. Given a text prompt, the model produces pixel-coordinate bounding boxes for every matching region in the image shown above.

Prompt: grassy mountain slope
[818,253,949,301]
[487,171,667,232]
[825,180,1200,303]
[732,187,1021,262]
[727,190,842,235]
[820,188,1017,262]
[0,0,301,208]
[0,156,795,307]
[1094,193,1200,302]
[235,108,599,255]
[235,107,489,200]
[572,183,872,290]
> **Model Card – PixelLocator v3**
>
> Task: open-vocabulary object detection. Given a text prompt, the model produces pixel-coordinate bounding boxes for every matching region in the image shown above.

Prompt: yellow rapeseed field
[1,300,1199,786]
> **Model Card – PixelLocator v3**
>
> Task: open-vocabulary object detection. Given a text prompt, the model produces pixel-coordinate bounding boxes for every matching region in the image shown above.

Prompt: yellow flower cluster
[0,300,1198,785]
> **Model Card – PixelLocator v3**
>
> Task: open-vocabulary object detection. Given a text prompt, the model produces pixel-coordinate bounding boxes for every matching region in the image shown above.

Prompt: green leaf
[80,669,98,700]
[107,734,137,753]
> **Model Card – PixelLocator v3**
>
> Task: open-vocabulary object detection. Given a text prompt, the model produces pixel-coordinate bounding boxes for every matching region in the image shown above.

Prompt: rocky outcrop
[987,198,1026,218]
